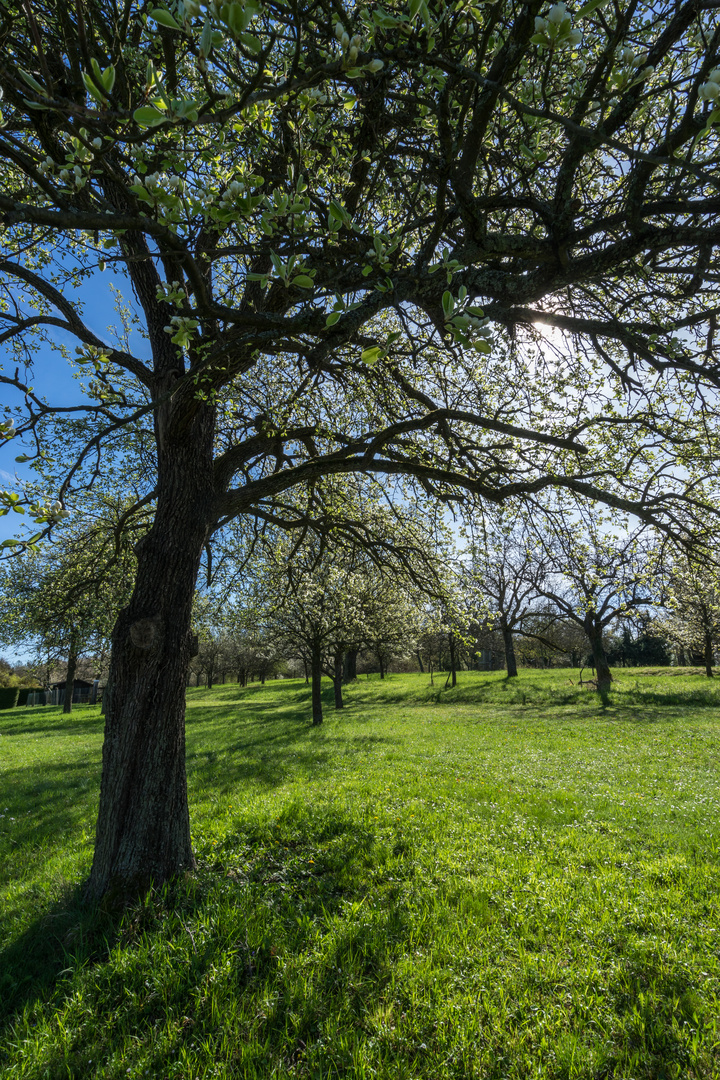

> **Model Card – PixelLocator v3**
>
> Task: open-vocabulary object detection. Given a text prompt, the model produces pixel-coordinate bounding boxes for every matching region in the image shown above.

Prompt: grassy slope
[0,669,718,1079]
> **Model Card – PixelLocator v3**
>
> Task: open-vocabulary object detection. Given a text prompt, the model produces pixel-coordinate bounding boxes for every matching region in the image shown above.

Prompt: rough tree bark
[703,628,714,678]
[311,640,323,726]
[448,633,457,688]
[585,618,612,703]
[333,651,343,709]
[63,637,78,715]
[343,648,358,683]
[87,415,213,900]
[502,627,518,678]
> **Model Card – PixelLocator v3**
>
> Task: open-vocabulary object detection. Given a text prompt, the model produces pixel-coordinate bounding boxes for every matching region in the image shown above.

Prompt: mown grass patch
[0,670,718,1078]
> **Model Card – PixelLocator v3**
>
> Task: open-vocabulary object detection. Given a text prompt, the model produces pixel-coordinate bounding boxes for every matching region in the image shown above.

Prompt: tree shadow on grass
[0,883,124,1036]
[0,798,713,1079]
[0,807,402,1078]
[0,759,99,853]
[0,705,104,739]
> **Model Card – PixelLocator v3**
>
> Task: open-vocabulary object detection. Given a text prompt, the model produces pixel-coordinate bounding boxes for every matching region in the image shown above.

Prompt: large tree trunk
[343,648,357,683]
[415,649,424,673]
[87,422,212,900]
[704,629,714,678]
[502,627,518,678]
[63,639,78,715]
[333,651,344,709]
[311,641,323,725]
[586,619,612,702]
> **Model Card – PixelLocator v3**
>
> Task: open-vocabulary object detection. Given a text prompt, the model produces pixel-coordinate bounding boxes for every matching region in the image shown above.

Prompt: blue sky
[1,270,146,545]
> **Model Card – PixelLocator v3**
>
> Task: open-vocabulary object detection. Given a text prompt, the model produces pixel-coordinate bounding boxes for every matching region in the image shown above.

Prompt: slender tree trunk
[302,657,309,684]
[502,627,518,678]
[333,651,343,709]
[704,629,714,678]
[586,620,612,702]
[87,416,213,900]
[207,670,213,690]
[63,640,78,715]
[378,654,385,679]
[311,641,323,725]
[415,649,424,673]
[449,633,457,688]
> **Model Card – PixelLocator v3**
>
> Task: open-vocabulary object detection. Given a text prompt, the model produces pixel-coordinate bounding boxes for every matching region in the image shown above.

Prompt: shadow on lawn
[0,882,124,1035]
[0,758,99,852]
[0,705,103,739]
[0,808,402,1078]
[186,687,400,793]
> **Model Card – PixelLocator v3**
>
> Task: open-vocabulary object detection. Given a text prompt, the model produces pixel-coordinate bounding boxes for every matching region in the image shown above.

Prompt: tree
[529,500,663,699]
[0,496,137,712]
[2,0,720,895]
[658,551,720,676]
[465,513,550,677]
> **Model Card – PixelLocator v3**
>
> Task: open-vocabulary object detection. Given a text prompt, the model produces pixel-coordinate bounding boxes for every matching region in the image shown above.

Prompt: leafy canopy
[1,0,720,540]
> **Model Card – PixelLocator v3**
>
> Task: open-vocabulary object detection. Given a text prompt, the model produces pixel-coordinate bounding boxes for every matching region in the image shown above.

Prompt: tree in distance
[657,546,720,676]
[1,0,720,895]
[214,483,442,721]
[0,495,138,712]
[464,509,552,678]
[527,498,664,701]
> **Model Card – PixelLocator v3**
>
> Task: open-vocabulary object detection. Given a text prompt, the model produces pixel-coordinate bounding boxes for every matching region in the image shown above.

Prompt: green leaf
[226,3,250,35]
[576,0,610,17]
[361,346,382,365]
[14,454,30,463]
[19,69,47,96]
[200,18,214,56]
[291,275,314,289]
[101,65,116,93]
[82,72,107,103]
[326,311,341,327]
[149,7,182,29]
[442,291,454,317]
[133,106,166,127]
[240,32,262,52]
[0,538,19,548]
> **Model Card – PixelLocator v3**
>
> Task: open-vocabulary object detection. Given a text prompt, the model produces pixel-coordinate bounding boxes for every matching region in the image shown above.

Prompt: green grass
[1,669,719,1079]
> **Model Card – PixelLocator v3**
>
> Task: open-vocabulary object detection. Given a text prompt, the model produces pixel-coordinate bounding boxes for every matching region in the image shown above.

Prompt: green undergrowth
[0,670,718,1078]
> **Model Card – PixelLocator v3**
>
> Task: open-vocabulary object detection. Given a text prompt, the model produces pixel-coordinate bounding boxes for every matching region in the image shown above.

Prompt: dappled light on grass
[1,671,719,1078]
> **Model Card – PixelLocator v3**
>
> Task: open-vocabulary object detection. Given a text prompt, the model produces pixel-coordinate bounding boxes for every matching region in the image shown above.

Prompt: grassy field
[0,669,719,1079]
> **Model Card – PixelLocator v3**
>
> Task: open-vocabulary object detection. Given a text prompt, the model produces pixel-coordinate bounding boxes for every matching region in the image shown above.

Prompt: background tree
[529,501,663,700]
[465,512,549,677]
[0,495,138,712]
[657,551,720,676]
[2,0,720,895]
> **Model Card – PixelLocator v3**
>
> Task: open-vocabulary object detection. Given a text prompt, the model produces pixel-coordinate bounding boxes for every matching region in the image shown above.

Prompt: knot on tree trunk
[189,632,199,658]
[129,617,164,653]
